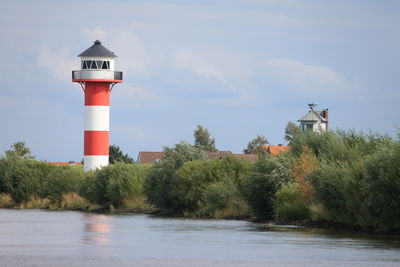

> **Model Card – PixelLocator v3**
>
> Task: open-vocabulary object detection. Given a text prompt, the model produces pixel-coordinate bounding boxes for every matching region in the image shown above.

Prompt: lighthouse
[72,40,123,171]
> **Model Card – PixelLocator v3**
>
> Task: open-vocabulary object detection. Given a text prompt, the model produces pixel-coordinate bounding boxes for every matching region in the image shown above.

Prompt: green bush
[0,158,85,204]
[274,183,310,222]
[243,154,292,220]
[144,142,206,213]
[361,144,400,232]
[172,156,251,217]
[41,165,84,203]
[200,178,249,218]
[308,161,352,223]
[80,163,151,208]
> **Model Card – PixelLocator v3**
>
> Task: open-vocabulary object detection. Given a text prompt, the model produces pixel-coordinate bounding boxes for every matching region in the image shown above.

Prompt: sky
[0,0,399,161]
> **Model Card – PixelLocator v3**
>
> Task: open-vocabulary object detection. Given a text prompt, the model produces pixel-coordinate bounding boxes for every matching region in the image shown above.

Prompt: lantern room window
[82,60,110,70]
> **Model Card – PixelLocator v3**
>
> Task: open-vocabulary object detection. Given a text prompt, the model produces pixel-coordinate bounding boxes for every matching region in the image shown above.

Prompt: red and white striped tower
[72,40,123,171]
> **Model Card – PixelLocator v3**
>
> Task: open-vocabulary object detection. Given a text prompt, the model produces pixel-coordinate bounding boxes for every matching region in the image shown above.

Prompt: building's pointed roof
[78,40,117,57]
[298,110,327,122]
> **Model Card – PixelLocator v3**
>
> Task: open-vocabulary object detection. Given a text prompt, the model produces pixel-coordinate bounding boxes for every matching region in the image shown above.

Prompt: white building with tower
[298,104,329,133]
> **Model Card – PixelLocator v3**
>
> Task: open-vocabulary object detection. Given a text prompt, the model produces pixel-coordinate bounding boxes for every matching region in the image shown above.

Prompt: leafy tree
[173,156,252,217]
[361,144,400,232]
[80,163,151,208]
[284,122,301,144]
[4,142,35,160]
[243,154,292,219]
[244,135,268,154]
[144,141,207,213]
[109,145,134,164]
[194,125,216,152]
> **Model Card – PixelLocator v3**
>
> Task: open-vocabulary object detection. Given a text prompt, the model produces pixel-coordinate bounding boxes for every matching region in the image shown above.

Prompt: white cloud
[37,27,149,82]
[37,46,78,82]
[263,58,346,91]
[82,27,149,76]
[172,50,235,89]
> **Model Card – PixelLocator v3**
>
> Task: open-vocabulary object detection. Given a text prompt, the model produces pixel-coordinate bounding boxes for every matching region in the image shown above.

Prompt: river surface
[0,209,399,266]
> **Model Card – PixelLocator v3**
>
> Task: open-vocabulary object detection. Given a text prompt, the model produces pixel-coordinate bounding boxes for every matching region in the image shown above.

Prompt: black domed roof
[78,40,117,57]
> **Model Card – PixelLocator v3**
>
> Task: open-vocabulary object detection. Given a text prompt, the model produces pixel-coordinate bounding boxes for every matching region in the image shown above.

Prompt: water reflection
[0,210,399,267]
[83,214,111,244]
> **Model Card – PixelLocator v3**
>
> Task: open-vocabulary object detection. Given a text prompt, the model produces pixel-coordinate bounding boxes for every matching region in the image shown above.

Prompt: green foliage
[244,134,268,154]
[144,142,207,213]
[4,141,35,160]
[109,145,134,164]
[173,156,252,216]
[361,144,400,232]
[193,125,216,151]
[308,161,352,222]
[200,178,249,219]
[80,163,151,208]
[41,165,84,203]
[145,148,251,217]
[290,131,349,161]
[244,154,292,219]
[274,183,310,222]
[291,130,400,232]
[284,122,301,144]
[0,158,84,204]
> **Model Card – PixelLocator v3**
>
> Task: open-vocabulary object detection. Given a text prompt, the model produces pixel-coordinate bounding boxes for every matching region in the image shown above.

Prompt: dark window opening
[90,61,97,69]
[82,61,87,69]
[96,61,102,69]
[102,61,109,69]
[307,124,313,129]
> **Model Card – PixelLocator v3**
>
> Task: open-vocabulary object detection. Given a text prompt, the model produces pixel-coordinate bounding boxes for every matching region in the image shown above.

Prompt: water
[0,209,399,266]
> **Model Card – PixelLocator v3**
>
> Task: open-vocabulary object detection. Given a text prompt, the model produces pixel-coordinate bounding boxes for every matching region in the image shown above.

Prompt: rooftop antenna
[308,103,317,111]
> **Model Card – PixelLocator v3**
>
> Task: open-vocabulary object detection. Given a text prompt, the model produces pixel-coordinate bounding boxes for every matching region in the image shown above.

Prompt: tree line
[0,126,399,233]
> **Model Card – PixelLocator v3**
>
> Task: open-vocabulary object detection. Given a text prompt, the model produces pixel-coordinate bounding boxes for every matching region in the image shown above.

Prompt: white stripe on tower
[84,155,109,171]
[84,106,110,131]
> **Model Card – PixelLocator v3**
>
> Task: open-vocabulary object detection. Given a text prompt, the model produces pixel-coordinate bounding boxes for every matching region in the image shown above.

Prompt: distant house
[137,152,166,164]
[265,145,291,156]
[298,103,328,133]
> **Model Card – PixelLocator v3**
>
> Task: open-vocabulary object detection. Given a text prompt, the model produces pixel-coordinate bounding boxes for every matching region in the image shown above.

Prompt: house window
[306,124,313,129]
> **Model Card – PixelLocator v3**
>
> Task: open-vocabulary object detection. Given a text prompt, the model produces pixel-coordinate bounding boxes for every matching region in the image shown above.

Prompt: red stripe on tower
[72,40,123,171]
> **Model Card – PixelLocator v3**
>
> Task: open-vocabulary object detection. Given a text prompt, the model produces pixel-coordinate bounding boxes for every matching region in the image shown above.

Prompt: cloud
[82,27,149,76]
[263,58,345,92]
[37,46,77,82]
[172,50,235,90]
[37,27,149,82]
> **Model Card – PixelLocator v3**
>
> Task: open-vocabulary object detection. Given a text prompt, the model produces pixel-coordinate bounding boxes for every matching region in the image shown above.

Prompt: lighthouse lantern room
[72,40,123,171]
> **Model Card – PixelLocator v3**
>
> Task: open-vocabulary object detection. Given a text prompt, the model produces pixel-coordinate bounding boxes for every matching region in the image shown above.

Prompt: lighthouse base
[84,155,109,171]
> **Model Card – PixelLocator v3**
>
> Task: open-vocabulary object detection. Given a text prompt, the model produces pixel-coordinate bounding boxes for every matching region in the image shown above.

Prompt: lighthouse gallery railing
[72,70,123,81]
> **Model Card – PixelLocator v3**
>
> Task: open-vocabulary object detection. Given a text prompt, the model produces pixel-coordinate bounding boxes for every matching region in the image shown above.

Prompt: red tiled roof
[137,152,166,164]
[267,145,291,156]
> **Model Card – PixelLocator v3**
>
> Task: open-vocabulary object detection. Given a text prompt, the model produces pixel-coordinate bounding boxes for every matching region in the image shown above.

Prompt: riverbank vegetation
[0,130,399,233]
